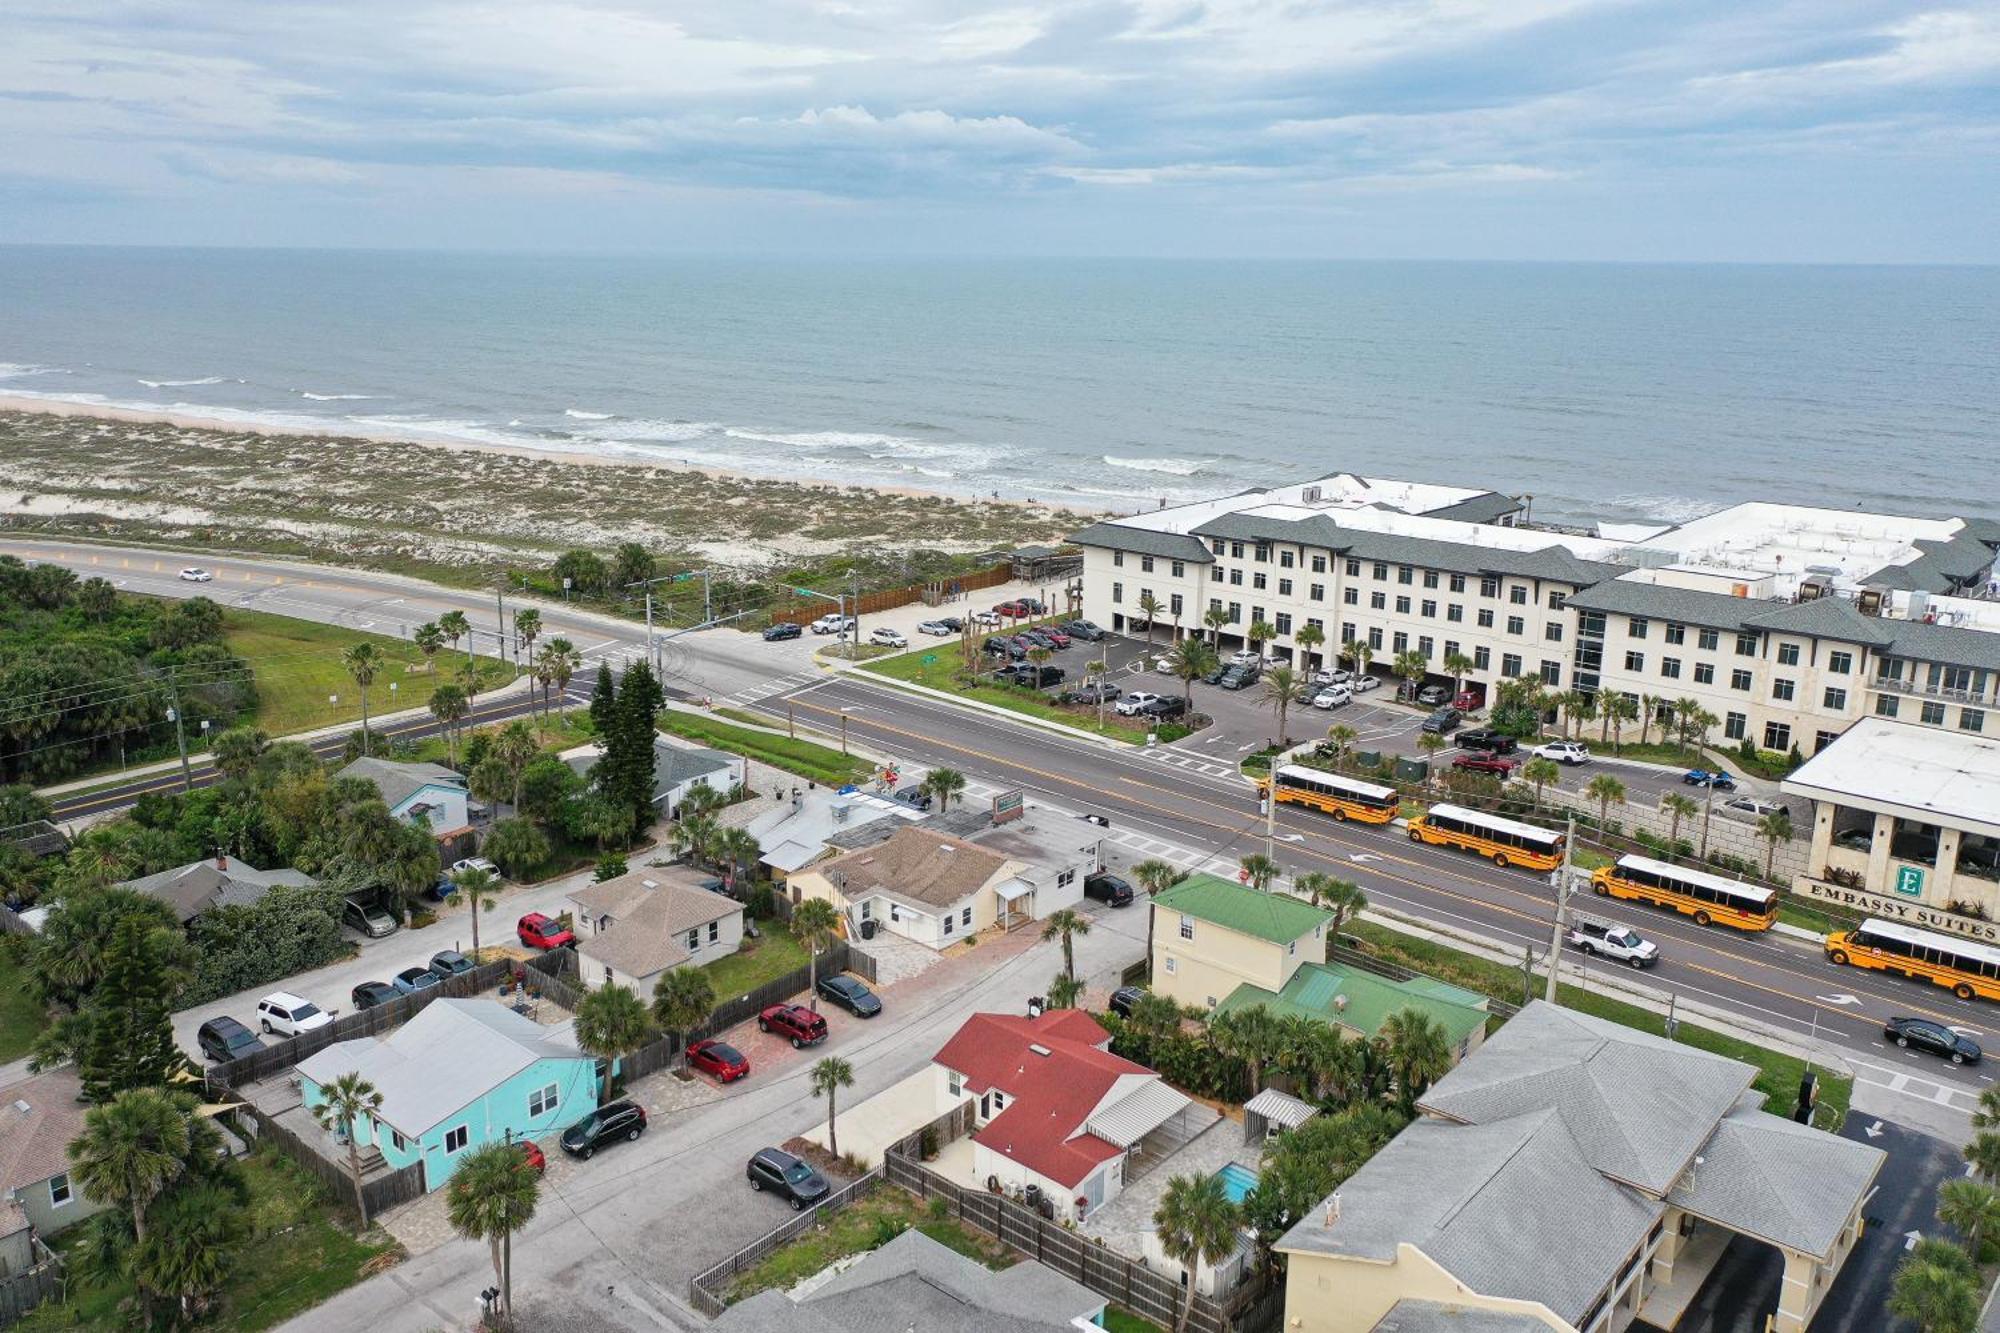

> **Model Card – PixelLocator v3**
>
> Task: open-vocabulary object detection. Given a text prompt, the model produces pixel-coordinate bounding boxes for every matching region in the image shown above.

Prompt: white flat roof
[1782,717,2000,839]
[1632,502,1969,598]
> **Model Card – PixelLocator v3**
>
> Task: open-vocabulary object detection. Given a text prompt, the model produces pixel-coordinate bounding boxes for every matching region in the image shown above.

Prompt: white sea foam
[1103,455,1207,476]
[564,408,615,420]
[0,363,67,380]
[301,392,376,401]
[583,418,719,445]
[137,376,224,388]
[1601,493,1728,525]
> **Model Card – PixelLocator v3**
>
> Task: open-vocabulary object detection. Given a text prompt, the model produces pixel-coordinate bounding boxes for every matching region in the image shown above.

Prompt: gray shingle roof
[1863,524,2000,594]
[1740,597,1896,644]
[1186,511,1618,586]
[337,757,466,812]
[1065,521,1215,564]
[1418,492,1527,525]
[1666,1097,1883,1261]
[1882,619,2000,673]
[0,1067,90,1195]
[1565,578,1769,631]
[1372,1301,1559,1332]
[118,858,316,924]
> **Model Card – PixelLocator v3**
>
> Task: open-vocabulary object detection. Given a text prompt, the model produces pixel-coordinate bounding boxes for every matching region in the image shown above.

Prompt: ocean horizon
[3,246,1995,527]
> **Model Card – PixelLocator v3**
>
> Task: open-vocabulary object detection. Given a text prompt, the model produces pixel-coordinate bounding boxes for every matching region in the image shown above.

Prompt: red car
[758,1003,830,1048]
[1452,754,1518,777]
[517,912,575,950]
[1042,628,1071,648]
[688,1038,750,1082]
[515,1141,547,1175]
[993,600,1027,618]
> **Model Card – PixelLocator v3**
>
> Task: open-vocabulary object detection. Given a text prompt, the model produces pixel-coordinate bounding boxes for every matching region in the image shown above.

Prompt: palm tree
[492,720,540,811]
[1298,872,1366,934]
[1889,1238,1981,1333]
[1167,638,1219,713]
[792,898,842,1010]
[810,1056,856,1161]
[670,810,719,866]
[712,827,760,894]
[1083,657,1111,728]
[210,726,269,781]
[1416,730,1446,784]
[1585,773,1627,830]
[1391,649,1428,704]
[542,637,582,717]
[1136,591,1163,648]
[1322,723,1358,769]
[1381,1008,1453,1109]
[1126,991,1184,1041]
[311,1072,384,1226]
[445,1139,541,1325]
[650,967,716,1073]
[451,864,502,958]
[342,643,383,754]
[1442,650,1475,699]
[574,982,651,1104]
[1131,858,1187,972]
[1239,852,1277,892]
[1047,972,1087,1009]
[68,1088,191,1249]
[1971,1085,2000,1133]
[1638,693,1662,747]
[1343,637,1375,681]
[921,767,967,811]
[1938,1178,2000,1260]
[1041,908,1091,983]
[1154,1173,1242,1333]
[1965,1131,2000,1184]
[1756,810,1793,880]
[513,607,543,669]
[413,621,445,673]
[1294,622,1326,674]
[1210,1003,1279,1094]
[1261,665,1299,745]
[1661,792,1699,851]
[438,609,472,664]
[137,1181,243,1320]
[429,684,470,767]
[1521,757,1561,812]
[1245,618,1275,661]
[1202,604,1230,647]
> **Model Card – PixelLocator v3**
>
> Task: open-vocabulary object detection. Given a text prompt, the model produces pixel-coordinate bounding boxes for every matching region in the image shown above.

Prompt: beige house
[0,1067,103,1262]
[1277,1004,1883,1333]
[1148,873,1331,1011]
[567,868,743,1001]
[791,826,1032,949]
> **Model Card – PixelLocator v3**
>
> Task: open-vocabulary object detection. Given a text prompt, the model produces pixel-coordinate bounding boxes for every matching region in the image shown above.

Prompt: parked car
[687,1038,751,1082]
[1312,685,1352,709]
[1011,665,1065,688]
[1565,917,1659,968]
[1456,728,1517,754]
[1351,673,1382,692]
[1142,696,1190,719]
[935,617,964,632]
[1885,1017,1982,1065]
[758,1003,830,1048]
[1018,597,1047,614]
[817,974,882,1017]
[810,613,855,636]
[1155,656,1178,675]
[427,874,458,902]
[517,912,575,950]
[1311,668,1351,686]
[1016,629,1055,649]
[1833,827,1875,851]
[971,609,1002,626]
[1115,691,1163,717]
[1065,620,1105,641]
[178,567,213,582]
[342,896,398,938]
[1217,665,1257,691]
[420,953,472,983]
[892,785,933,811]
[915,620,954,636]
[1682,769,1737,790]
[1723,796,1787,818]
[1084,872,1133,906]
[450,857,498,878]
[981,636,1021,660]
[1415,684,1452,707]
[1108,986,1145,1019]
[869,627,908,648]
[392,966,441,995]
[560,1100,648,1159]
[516,1141,548,1175]
[1420,707,1463,735]
[1061,682,1120,705]
[1452,754,1517,777]
[256,992,333,1037]
[1530,740,1591,765]
[993,600,1028,618]
[762,622,803,641]
[746,1147,830,1211]
[1043,628,1072,649]
[196,1016,266,1063]
[350,980,401,1010]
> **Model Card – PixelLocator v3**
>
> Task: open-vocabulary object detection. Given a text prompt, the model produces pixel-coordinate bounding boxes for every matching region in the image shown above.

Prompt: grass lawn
[862,649,1153,743]
[659,710,873,787]
[724,1186,1011,1303]
[36,1144,396,1332]
[704,931,812,1000]
[1343,919,1854,1131]
[1104,1311,1168,1333]
[222,608,509,737]
[0,942,49,1063]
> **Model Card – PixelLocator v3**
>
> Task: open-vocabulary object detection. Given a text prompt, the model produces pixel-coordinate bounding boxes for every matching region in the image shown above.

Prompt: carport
[1087,1082,1219,1184]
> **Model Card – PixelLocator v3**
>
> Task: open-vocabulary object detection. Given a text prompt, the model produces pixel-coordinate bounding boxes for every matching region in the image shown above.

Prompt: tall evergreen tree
[604,662,664,828]
[80,917,186,1102]
[588,663,617,735]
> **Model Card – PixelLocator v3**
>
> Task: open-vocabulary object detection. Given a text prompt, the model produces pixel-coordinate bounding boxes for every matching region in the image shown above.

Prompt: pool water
[1214,1162,1260,1205]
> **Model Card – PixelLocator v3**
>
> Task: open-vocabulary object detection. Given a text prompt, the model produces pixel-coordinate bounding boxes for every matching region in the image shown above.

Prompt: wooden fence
[687,1170,887,1316]
[230,1098,430,1218]
[766,561,1014,626]
[0,1242,62,1329]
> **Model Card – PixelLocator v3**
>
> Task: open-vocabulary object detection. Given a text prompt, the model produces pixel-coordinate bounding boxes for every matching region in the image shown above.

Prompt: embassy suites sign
[1797,877,2000,943]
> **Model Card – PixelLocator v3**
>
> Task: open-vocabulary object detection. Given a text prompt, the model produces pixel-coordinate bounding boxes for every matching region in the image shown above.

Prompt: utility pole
[164,668,192,793]
[1545,814,1576,1004]
[494,583,508,668]
[1699,773,1717,859]
[1262,774,1278,862]
[1520,945,1536,1007]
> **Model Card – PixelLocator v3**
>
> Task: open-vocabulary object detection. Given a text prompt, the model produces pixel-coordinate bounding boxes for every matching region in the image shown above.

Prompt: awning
[1085,1079,1194,1149]
[1245,1087,1320,1131]
[995,877,1037,901]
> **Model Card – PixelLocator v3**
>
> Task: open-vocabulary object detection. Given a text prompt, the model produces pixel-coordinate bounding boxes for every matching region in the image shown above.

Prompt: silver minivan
[343,896,398,938]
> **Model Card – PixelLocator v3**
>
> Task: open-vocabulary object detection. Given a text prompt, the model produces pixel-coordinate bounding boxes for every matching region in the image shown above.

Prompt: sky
[2,0,1997,260]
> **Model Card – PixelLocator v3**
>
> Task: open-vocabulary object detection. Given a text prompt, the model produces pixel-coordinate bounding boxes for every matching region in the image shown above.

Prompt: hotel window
[1341,622,1356,643]
[1228,602,1242,623]
[1965,709,1987,733]
[1395,596,1411,614]
[1392,632,1409,653]
[1828,650,1852,674]
[1777,643,1801,667]
[1625,651,1645,672]
[1509,585,1528,605]
[1140,554,1154,573]
[1280,550,1296,568]
[1444,639,1460,660]
[1823,686,1847,710]
[1231,542,1245,558]
[1113,551,1124,567]
[1772,678,1795,702]
[1307,618,1324,636]
[1473,646,1491,670]
[1506,616,1524,636]
[1477,609,1495,629]
[1229,569,1243,586]
[1548,591,1568,611]
[50,1173,71,1207]
[1373,563,1388,580]
[1340,586,1354,604]
[1540,660,1562,687]
[1275,613,1293,635]
[1368,627,1384,649]
[1922,701,1946,725]
[1502,653,1523,676]
[1179,914,1195,940]
[1876,695,1899,718]
[1763,721,1792,751]
[1480,577,1500,598]
[445,1126,469,1154]
[1447,604,1464,622]
[1628,617,1649,639]
[1418,636,1434,658]
[1164,957,1177,974]
[1449,574,1466,593]
[1277,579,1292,596]
[1423,570,1440,589]
[1693,663,1715,685]
[1730,669,1753,691]
[529,1083,560,1117]
[1254,543,1271,563]
[1210,538,1226,556]
[1698,628,1719,651]
[1170,593,1184,617]
[1545,622,1563,643]
[1815,731,1839,753]
[1209,597,1223,617]
[1345,558,1360,576]
[1111,582,1123,604]
[1664,623,1685,645]
[1724,711,1747,740]
[1312,556,1327,573]
[1736,632,1759,656]
[1398,566,1414,584]
[1661,657,1681,679]
[1253,572,1267,591]
[1370,591,1386,610]
[1171,560,1185,578]
[1420,599,1437,618]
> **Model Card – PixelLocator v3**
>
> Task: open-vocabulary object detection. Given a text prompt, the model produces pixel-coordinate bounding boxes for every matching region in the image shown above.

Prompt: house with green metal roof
[1151,874,1332,1011]
[1214,961,1491,1064]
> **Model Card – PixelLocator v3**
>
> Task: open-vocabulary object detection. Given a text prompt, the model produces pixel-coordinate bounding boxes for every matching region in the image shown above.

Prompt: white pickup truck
[810,613,856,636]
[1565,915,1659,968]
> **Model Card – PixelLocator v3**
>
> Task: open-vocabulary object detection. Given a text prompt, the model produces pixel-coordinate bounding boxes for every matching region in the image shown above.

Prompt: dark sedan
[817,974,882,1017]
[1885,1017,1981,1065]
[350,981,402,1010]
[762,622,803,641]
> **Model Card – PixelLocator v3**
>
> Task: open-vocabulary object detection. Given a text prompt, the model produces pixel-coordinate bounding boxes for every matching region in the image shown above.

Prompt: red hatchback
[516,1141,547,1175]
[758,1003,830,1048]
[993,600,1027,618]
[517,912,575,950]
[688,1039,751,1083]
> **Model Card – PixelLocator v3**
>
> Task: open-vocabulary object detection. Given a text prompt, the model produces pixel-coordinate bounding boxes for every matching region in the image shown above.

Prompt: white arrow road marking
[1864,1121,1885,1139]
[1905,1230,1924,1251]
[1814,994,1863,1006]
[1349,853,1382,863]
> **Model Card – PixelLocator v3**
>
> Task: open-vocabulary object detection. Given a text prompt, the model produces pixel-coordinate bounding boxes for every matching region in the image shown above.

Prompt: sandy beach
[0,401,1091,577]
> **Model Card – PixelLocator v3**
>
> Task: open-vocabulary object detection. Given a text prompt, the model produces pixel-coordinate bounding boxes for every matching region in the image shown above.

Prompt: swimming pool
[1214,1162,1260,1205]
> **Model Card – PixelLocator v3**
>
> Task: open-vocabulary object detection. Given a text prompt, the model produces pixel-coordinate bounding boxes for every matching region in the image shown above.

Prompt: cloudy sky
[3,0,1996,259]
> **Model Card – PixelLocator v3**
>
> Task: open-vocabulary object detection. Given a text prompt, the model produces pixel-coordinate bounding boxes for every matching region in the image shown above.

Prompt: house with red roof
[928,1009,1198,1224]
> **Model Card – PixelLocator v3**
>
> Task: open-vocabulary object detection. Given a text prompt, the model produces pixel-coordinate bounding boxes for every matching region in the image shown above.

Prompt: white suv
[1531,740,1591,765]
[256,992,334,1037]
[869,627,907,648]
[1115,691,1163,717]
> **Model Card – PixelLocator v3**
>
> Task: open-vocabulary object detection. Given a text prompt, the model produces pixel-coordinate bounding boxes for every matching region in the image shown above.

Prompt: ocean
[1,247,1994,526]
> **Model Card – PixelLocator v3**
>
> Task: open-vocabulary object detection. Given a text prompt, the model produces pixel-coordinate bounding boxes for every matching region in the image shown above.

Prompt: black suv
[1142,696,1190,720]
[1456,728,1517,754]
[761,622,802,641]
[816,974,882,1017]
[1001,664,1065,688]
[1885,1017,1982,1065]
[1062,682,1119,705]
[747,1148,830,1211]
[196,1016,267,1064]
[350,981,401,1010]
[1420,707,1463,735]
[1084,873,1133,906]
[560,1100,648,1159]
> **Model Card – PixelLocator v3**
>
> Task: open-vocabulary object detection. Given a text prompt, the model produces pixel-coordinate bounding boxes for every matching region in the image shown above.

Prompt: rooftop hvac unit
[1301,485,1322,504]
[1797,577,1832,603]
[1856,586,1886,617]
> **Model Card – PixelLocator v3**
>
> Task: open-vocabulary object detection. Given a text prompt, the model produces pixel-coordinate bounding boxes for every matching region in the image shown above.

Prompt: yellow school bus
[1406,802,1565,872]
[1259,765,1399,825]
[1826,917,2000,1002]
[1590,854,1777,932]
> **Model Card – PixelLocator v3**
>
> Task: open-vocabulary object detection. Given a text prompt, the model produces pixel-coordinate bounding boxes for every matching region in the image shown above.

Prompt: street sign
[992,789,1026,825]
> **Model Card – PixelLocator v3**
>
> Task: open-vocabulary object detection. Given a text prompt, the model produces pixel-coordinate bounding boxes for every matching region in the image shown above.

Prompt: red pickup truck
[757,1003,829,1048]
[1452,754,1519,777]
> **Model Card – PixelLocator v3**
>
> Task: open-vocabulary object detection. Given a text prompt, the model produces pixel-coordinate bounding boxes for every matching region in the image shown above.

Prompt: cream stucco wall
[1279,1244,1571,1333]
[1150,904,1313,1010]
[793,859,1026,950]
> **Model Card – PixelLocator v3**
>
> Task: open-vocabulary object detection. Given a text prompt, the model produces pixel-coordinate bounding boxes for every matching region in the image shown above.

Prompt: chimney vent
[216,851,228,871]
[1324,1193,1341,1227]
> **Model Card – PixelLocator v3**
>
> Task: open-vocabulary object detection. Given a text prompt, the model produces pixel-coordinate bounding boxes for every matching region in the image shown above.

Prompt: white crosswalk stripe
[1138,747,1239,781]
[720,670,821,707]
